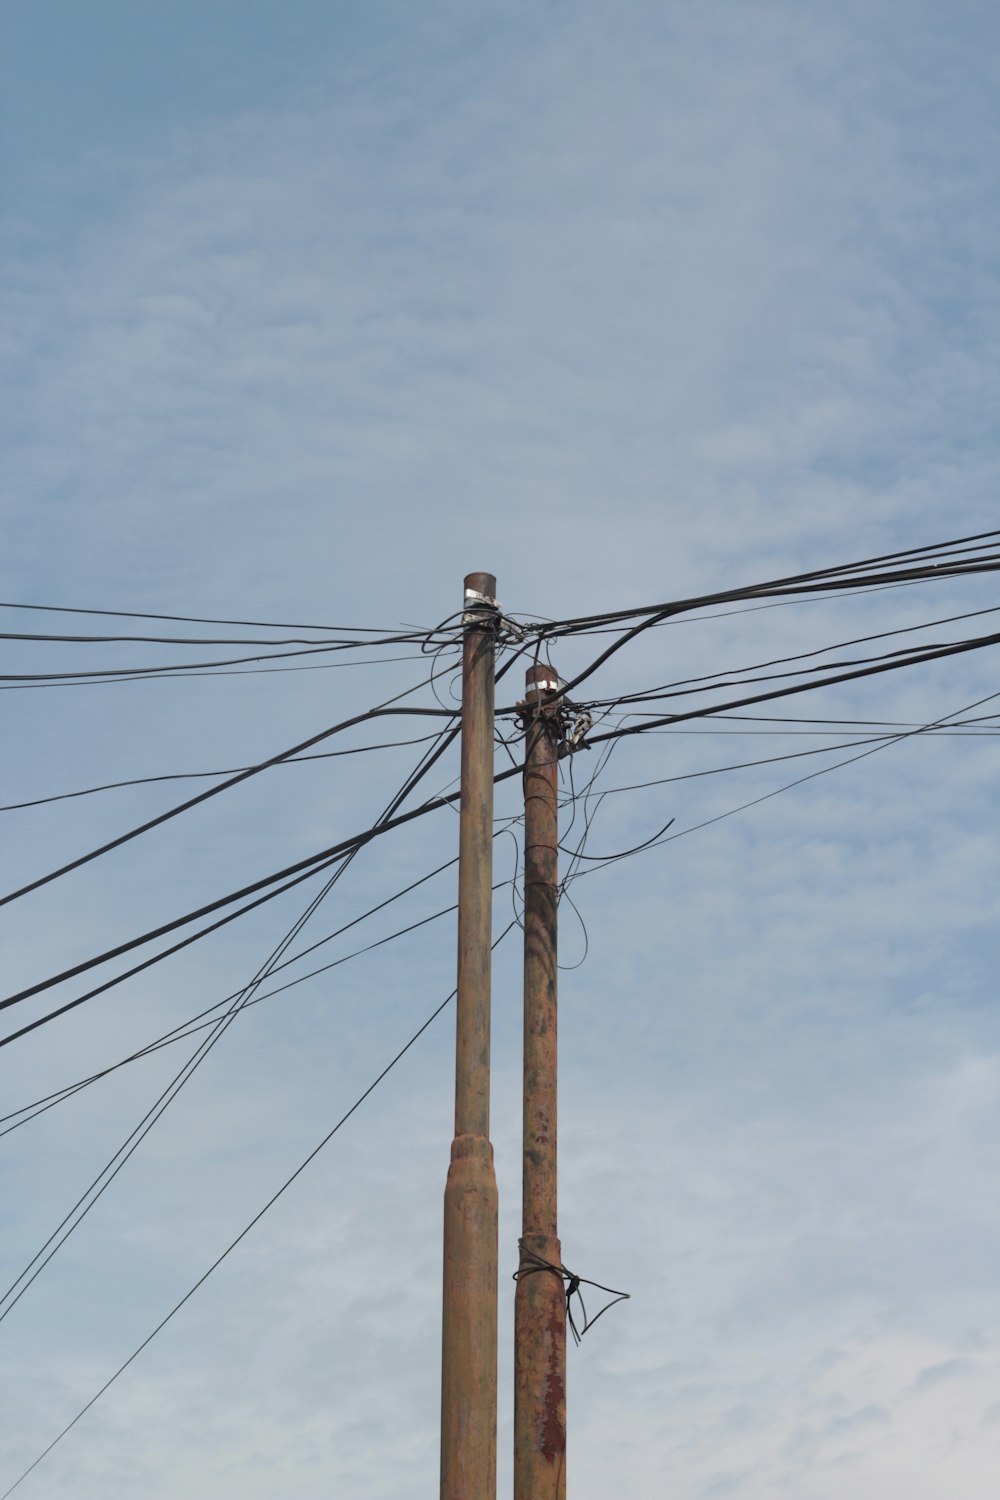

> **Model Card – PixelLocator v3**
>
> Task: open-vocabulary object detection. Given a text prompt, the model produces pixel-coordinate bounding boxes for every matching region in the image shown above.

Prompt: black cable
[0,852,346,1320]
[0,677,456,908]
[1,626,534,1032]
[0,730,447,813]
[0,641,424,683]
[560,817,676,863]
[513,1243,630,1344]
[0,652,442,691]
[587,603,1000,708]
[582,731,906,799]
[0,853,465,1131]
[616,723,1000,738]
[0,631,423,647]
[517,576,929,637]
[7,616,998,1024]
[556,883,590,972]
[719,711,1000,727]
[0,600,440,634]
[0,752,479,1039]
[1,869,522,1138]
[528,530,1000,640]
[4,528,997,643]
[568,689,1000,883]
[0,720,464,1323]
[530,557,1000,691]
[0,851,391,1047]
[584,630,998,711]
[0,919,519,1500]
[578,629,1000,749]
[1,809,525,1132]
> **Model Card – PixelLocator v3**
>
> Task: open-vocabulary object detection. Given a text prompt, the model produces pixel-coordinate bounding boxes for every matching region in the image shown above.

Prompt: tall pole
[441,571,499,1500]
[514,663,566,1500]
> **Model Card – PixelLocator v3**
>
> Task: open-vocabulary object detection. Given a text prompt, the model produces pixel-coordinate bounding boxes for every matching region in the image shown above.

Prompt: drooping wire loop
[513,1239,630,1346]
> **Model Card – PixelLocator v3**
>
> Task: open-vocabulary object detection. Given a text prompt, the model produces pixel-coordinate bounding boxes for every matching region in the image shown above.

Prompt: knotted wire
[513,1240,630,1345]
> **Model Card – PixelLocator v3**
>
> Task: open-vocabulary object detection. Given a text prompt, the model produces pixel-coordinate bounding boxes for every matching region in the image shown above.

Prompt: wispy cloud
[2,4,999,1498]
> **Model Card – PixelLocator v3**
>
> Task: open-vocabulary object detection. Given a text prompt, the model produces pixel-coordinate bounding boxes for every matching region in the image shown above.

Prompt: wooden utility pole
[514,663,566,1500]
[440,572,499,1500]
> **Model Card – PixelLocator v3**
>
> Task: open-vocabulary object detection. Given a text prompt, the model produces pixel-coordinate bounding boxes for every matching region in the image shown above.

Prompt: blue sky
[2,4,999,1498]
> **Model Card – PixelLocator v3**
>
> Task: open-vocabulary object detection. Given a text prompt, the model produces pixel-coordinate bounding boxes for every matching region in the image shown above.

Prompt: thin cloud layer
[1,3,998,1498]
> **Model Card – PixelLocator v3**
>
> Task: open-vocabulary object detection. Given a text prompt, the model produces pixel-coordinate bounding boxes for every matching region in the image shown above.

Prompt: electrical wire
[577,628,1000,749]
[0,730,449,813]
[0,859,525,1139]
[0,600,448,635]
[0,919,519,1500]
[526,529,1000,642]
[0,853,462,1132]
[2,554,997,1487]
[572,730,915,801]
[0,634,536,1036]
[582,629,999,712]
[0,720,464,1324]
[6,611,998,1030]
[0,642,430,683]
[0,675,456,909]
[515,576,932,638]
[583,603,1000,708]
[0,651,451,691]
[0,631,425,647]
[567,688,1000,884]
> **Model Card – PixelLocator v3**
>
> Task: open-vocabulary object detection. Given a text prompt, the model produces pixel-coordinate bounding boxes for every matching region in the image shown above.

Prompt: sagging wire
[3,862,528,1142]
[0,920,524,1500]
[0,721,464,1325]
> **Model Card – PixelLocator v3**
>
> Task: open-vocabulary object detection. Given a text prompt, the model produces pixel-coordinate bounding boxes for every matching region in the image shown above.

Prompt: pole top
[524,663,562,696]
[464,571,497,597]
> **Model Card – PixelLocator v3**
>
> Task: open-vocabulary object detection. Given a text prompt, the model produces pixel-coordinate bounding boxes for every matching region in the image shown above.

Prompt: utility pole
[514,663,566,1500]
[440,572,499,1500]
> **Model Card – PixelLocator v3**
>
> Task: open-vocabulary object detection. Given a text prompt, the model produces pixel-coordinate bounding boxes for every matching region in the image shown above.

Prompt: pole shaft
[441,571,498,1500]
[514,664,566,1500]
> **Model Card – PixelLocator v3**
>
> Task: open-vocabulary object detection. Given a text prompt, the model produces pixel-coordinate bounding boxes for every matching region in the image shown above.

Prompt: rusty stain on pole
[441,571,498,1500]
[514,662,567,1500]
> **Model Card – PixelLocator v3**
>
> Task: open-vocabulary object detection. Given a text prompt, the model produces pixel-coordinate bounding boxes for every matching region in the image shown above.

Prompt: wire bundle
[1,526,998,1495]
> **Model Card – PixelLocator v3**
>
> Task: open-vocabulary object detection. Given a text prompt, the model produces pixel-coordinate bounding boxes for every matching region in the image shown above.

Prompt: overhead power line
[0,919,519,1500]
[2,818,531,1134]
[8,652,993,1489]
[0,650,458,692]
[4,614,998,1036]
[0,720,465,1326]
[0,877,521,1137]
[0,687,456,910]
[579,628,1000,746]
[0,642,427,683]
[563,688,1000,884]
[0,631,428,647]
[595,603,1000,704]
[0,853,457,1130]
[587,630,999,710]
[528,528,1000,640]
[0,600,439,634]
[0,730,448,813]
